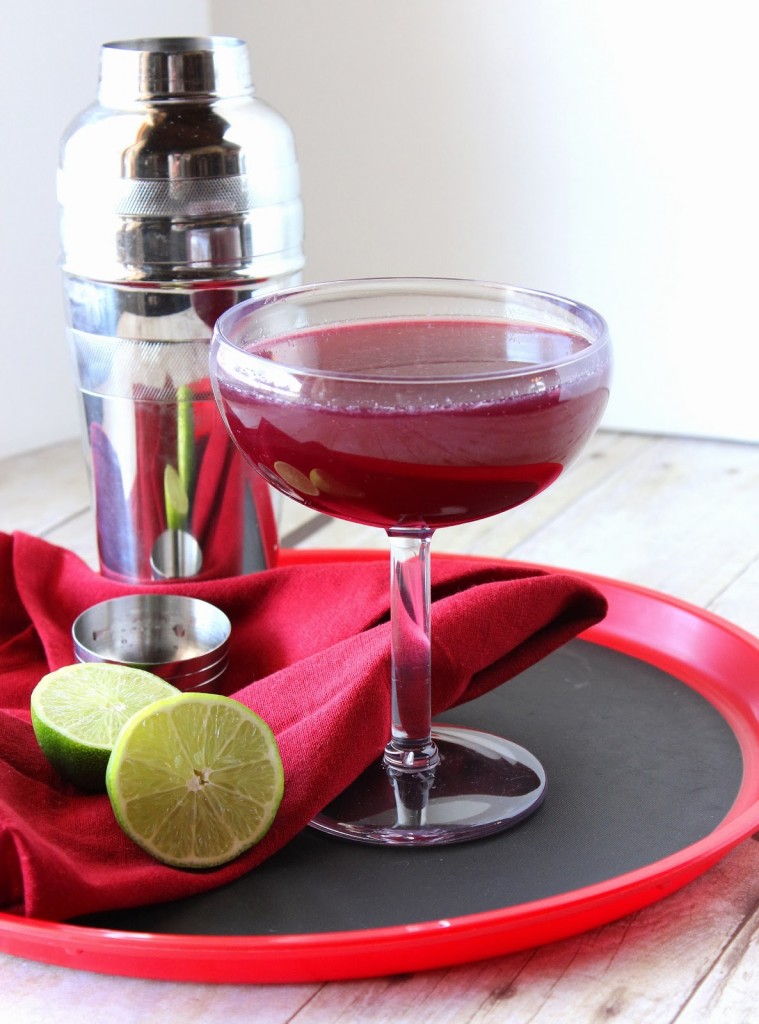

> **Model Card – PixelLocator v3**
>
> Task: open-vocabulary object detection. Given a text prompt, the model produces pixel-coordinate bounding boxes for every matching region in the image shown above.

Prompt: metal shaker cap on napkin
[72,594,232,692]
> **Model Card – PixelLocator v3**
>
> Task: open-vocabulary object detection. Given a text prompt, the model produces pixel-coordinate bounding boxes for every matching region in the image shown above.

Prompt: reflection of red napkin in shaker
[89,390,172,580]
[131,392,167,557]
[190,403,244,576]
[0,531,607,922]
[188,381,278,575]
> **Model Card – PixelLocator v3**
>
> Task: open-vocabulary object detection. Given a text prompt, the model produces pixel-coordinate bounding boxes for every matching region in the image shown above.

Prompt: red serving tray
[2,550,759,984]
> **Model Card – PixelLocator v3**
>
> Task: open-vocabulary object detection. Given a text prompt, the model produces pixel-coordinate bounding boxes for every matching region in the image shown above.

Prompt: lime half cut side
[106,693,284,869]
[31,663,179,791]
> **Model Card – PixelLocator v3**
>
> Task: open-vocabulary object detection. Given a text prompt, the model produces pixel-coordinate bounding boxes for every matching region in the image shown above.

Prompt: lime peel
[30,663,179,792]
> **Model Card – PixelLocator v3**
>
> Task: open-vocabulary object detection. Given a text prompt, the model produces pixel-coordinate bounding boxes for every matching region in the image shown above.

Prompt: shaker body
[58,37,303,582]
[64,276,288,581]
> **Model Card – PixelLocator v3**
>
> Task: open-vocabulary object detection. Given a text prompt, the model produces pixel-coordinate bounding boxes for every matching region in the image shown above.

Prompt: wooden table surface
[2,430,759,1023]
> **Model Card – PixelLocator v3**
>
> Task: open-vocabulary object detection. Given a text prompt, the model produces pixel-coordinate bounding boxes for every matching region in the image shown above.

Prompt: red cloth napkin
[0,531,607,922]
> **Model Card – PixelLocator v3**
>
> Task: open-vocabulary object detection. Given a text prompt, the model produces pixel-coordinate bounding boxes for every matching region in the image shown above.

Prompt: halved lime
[30,663,179,791]
[106,693,284,869]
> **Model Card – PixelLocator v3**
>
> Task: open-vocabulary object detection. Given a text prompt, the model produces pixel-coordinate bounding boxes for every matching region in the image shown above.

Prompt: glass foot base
[309,725,546,846]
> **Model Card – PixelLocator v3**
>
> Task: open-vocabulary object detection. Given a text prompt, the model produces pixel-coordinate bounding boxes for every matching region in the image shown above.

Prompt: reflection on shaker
[90,421,136,577]
[150,530,204,581]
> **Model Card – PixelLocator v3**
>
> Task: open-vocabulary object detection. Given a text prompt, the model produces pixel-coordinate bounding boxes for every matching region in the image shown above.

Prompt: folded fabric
[0,531,607,922]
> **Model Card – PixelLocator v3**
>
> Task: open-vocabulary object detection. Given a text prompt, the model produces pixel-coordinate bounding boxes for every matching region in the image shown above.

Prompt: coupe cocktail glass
[210,278,611,845]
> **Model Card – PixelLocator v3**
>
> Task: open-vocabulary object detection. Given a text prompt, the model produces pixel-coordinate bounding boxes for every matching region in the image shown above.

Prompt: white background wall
[2,1,758,460]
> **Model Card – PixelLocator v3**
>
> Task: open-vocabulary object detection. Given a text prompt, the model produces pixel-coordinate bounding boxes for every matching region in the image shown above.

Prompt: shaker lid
[59,36,304,283]
[98,37,253,105]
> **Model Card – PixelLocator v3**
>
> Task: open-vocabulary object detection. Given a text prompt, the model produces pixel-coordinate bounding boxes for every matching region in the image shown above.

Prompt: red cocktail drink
[215,318,609,531]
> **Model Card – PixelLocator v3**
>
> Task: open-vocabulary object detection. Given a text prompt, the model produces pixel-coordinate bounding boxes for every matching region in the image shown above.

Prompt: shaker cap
[58,36,304,283]
[98,36,253,106]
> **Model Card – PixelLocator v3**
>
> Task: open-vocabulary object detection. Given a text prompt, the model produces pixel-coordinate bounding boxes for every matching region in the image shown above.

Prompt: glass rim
[212,276,611,384]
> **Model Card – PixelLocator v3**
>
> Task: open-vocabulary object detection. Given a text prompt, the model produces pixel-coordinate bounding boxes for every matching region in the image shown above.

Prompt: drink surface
[215,318,610,530]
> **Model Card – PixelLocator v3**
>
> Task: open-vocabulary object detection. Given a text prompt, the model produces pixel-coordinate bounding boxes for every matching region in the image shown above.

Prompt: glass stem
[384,529,441,773]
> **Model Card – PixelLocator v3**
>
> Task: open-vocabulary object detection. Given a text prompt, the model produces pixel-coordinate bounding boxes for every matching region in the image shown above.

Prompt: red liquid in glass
[216,318,610,530]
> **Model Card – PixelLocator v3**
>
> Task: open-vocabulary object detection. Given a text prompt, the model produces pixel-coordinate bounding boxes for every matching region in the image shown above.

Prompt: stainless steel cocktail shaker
[58,37,303,582]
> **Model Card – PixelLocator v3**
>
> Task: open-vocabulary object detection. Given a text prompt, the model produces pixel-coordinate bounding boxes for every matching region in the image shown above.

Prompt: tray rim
[2,551,759,984]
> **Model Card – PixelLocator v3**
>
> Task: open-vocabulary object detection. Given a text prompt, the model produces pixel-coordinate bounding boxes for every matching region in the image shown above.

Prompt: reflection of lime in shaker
[164,464,189,531]
[177,384,195,497]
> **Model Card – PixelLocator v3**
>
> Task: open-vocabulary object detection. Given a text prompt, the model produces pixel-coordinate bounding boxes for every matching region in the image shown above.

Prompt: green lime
[164,463,189,531]
[106,693,284,869]
[30,663,179,791]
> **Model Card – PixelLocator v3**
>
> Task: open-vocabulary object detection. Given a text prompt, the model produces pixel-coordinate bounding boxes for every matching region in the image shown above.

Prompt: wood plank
[674,889,759,1024]
[707,556,759,639]
[434,429,651,558]
[0,440,89,537]
[511,435,759,611]
[44,511,99,570]
[0,954,321,1024]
